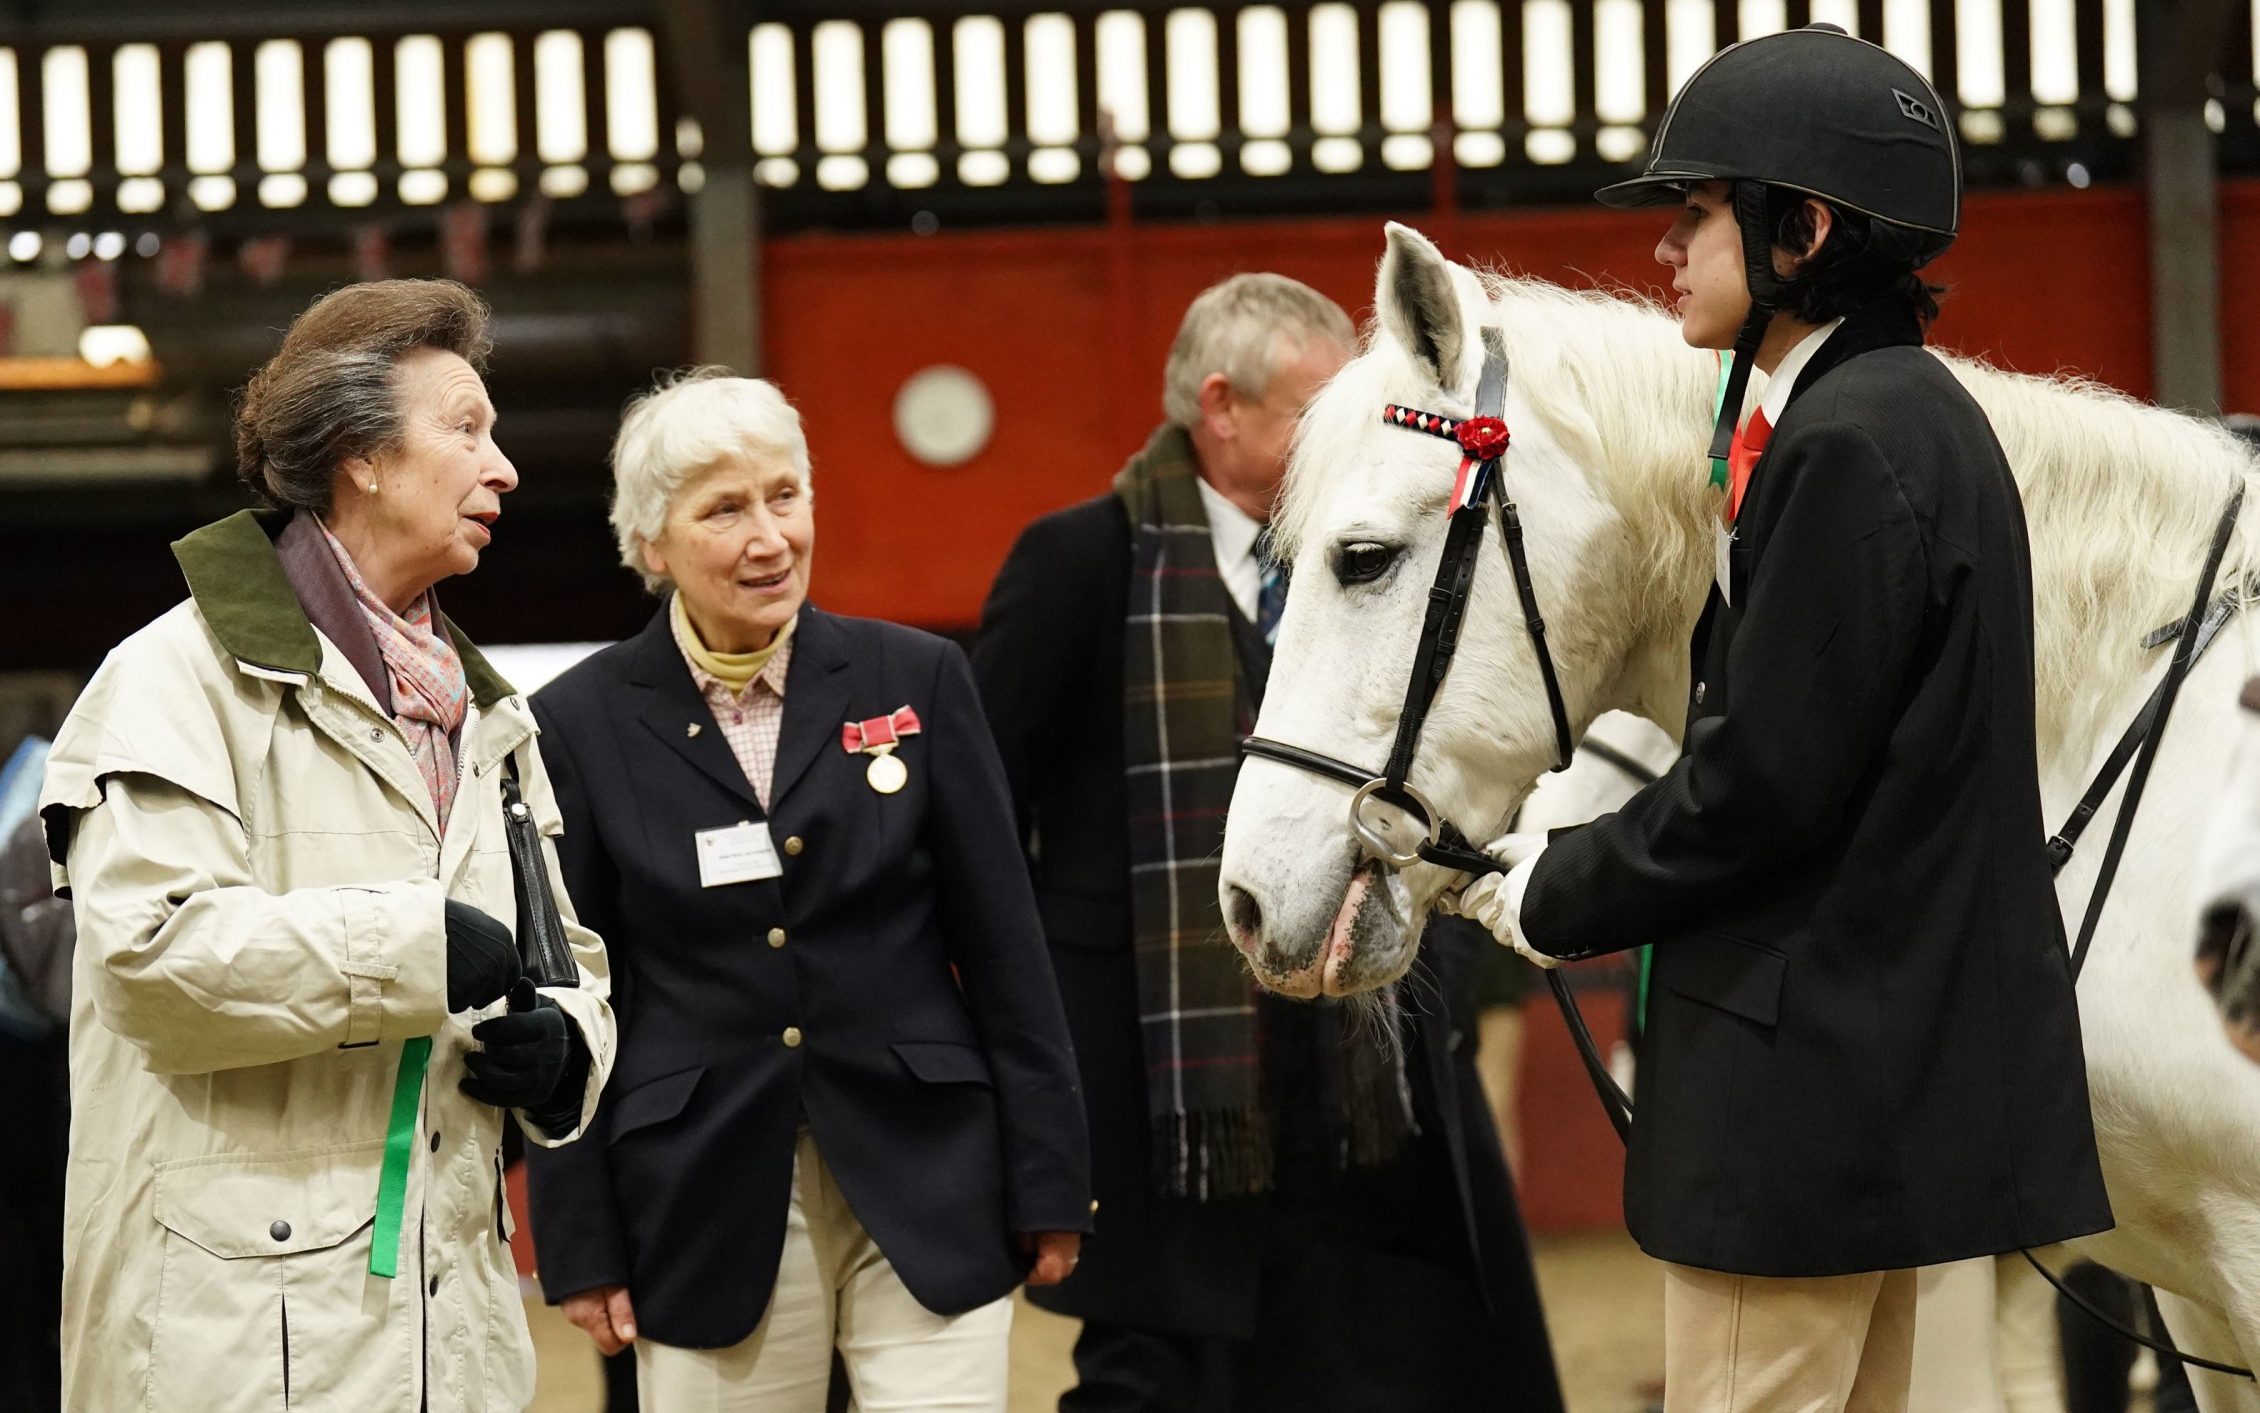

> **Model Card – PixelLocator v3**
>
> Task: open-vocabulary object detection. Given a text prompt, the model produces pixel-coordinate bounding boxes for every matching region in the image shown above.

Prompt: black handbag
[500,755,580,989]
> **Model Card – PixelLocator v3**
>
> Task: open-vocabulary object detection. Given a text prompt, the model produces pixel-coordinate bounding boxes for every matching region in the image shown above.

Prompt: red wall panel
[768,183,2185,633]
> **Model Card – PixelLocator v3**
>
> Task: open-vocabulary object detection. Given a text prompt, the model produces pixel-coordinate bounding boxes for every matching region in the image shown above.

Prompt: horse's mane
[1286,266,2258,764]
[1942,356,2260,756]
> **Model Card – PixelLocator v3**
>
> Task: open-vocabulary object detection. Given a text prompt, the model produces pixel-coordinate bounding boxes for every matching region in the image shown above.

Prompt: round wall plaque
[892,365,994,468]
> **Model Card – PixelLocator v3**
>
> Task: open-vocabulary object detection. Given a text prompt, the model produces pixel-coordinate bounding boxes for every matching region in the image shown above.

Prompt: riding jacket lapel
[626,610,767,816]
[769,605,854,809]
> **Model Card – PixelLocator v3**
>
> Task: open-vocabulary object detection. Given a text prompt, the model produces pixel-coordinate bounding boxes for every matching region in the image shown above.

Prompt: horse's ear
[1378,222,1467,389]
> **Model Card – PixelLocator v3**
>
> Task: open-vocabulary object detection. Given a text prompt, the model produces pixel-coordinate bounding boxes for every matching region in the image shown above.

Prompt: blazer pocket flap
[892,1041,994,1086]
[1665,934,1787,1027]
[608,1065,705,1139]
[154,1144,381,1259]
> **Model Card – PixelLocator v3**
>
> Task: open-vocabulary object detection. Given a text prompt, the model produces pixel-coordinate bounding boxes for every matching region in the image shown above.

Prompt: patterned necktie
[1253,526,1287,646]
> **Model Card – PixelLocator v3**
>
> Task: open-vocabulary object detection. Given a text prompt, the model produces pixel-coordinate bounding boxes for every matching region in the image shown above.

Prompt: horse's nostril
[1225,885,1263,944]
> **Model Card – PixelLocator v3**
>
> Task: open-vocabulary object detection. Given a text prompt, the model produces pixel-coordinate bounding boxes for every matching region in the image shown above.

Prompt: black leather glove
[444,899,520,1013]
[460,980,591,1138]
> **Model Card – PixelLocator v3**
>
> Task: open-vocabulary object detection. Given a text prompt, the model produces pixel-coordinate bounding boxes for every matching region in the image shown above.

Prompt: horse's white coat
[2199,699,2260,1049]
[1219,224,2260,1400]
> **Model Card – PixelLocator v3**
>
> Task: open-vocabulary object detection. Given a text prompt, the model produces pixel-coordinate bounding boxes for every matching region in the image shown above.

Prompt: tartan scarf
[317,519,469,831]
[1116,425,1414,1200]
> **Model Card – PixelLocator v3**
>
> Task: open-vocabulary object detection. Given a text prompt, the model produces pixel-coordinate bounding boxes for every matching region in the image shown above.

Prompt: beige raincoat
[40,512,615,1411]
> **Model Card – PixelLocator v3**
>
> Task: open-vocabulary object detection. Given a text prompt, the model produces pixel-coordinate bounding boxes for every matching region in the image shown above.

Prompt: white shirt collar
[1194,474,1264,567]
[1756,317,1845,428]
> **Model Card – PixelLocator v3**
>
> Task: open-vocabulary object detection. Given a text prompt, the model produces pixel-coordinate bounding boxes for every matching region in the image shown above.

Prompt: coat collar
[1781,298,1927,413]
[624,599,852,816]
[171,510,515,707]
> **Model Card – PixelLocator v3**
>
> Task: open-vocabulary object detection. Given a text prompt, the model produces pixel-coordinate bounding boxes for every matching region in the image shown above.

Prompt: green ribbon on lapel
[369,1036,432,1278]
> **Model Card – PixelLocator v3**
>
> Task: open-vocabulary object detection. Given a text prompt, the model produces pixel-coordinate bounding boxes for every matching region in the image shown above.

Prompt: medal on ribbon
[842,706,921,794]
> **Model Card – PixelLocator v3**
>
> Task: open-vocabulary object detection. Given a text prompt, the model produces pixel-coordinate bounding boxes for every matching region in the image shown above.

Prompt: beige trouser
[1664,1264,1919,1413]
[636,1130,1014,1413]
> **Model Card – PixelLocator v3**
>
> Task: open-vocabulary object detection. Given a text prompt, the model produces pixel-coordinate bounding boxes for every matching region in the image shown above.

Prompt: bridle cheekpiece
[1242,326,1576,880]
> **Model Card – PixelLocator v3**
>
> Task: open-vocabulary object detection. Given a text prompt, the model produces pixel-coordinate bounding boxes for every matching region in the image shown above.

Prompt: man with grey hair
[974,276,1563,1410]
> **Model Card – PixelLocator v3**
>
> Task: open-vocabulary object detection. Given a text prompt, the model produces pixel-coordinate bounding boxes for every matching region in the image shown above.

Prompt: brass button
[782,1026,803,1048]
[784,836,804,857]
[1089,1199,1100,1215]
[767,927,787,949]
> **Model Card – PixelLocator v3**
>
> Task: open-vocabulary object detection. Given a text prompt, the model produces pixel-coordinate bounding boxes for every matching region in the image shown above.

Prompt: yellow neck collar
[672,592,794,692]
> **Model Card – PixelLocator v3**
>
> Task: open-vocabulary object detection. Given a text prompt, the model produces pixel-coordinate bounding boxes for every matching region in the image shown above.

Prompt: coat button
[430,1130,442,1152]
[270,1220,292,1242]
[784,837,804,857]
[429,1275,440,1297]
[782,1026,803,1048]
[1090,1199,1100,1214]
[1693,681,1707,706]
[767,927,787,949]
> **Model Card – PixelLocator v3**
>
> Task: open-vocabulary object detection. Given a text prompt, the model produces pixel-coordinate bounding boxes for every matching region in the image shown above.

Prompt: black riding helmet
[1597,24,1962,461]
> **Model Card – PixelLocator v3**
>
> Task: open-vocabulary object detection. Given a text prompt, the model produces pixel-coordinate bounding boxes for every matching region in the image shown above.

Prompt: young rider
[1450,25,2113,1409]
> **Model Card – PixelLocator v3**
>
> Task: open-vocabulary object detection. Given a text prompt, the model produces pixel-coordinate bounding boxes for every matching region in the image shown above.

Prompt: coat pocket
[892,1040,995,1087]
[1663,933,1788,1028]
[608,1065,705,1141]
[150,1144,387,1411]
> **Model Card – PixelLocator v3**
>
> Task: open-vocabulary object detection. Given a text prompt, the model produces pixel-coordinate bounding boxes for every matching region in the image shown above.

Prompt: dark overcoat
[975,489,1563,1406]
[1523,302,2115,1277]
[523,603,1091,1346]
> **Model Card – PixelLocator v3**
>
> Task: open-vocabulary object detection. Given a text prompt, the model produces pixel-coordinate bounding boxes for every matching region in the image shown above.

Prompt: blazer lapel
[769,605,854,809]
[625,609,767,816]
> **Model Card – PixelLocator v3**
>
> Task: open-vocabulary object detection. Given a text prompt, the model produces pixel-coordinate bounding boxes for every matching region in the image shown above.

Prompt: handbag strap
[501,754,581,989]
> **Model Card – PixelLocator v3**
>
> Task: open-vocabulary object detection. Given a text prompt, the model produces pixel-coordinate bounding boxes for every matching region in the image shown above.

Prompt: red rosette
[1455,416,1511,461]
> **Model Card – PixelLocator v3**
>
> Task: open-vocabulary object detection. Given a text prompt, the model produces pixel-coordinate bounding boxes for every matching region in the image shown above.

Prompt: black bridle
[1242,327,1575,879]
[1237,328,1636,1140]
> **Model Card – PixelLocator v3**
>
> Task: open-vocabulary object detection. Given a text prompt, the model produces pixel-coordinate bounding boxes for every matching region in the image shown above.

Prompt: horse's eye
[1334,541,1398,585]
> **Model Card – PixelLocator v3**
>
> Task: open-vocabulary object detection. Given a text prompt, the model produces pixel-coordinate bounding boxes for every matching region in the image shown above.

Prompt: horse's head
[1217,224,1716,997]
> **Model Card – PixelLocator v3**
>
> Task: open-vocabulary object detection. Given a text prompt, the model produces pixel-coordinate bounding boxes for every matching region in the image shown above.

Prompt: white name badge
[696,821,783,888]
[1714,520,1736,606]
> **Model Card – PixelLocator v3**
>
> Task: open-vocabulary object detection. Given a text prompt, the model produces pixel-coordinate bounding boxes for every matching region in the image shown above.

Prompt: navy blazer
[522,603,1091,1348]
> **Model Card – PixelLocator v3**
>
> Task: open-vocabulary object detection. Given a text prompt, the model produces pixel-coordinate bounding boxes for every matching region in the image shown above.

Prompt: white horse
[1218,224,2260,1405]
[2200,684,2260,1065]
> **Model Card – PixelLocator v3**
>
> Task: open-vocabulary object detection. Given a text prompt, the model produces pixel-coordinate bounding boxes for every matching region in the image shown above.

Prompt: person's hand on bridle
[1436,833,1556,968]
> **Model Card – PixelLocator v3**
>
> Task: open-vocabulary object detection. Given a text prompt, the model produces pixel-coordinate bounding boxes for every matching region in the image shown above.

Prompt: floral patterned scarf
[317,519,469,830]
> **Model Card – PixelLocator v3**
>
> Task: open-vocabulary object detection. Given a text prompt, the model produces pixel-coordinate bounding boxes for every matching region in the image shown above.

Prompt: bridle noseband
[1242,327,1575,880]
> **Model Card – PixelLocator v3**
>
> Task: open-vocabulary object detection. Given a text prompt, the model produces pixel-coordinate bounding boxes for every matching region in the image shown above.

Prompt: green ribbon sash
[369,1035,432,1278]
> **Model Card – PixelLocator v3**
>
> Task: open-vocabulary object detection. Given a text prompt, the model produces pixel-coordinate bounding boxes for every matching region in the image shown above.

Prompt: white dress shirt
[1195,474,1265,624]
[1499,318,1843,953]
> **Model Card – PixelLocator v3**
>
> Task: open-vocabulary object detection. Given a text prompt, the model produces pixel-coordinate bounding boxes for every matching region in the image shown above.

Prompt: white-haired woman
[522,369,1090,1411]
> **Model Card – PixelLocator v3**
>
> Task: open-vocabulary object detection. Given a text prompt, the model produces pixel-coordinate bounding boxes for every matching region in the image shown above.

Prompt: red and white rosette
[1448,416,1512,514]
